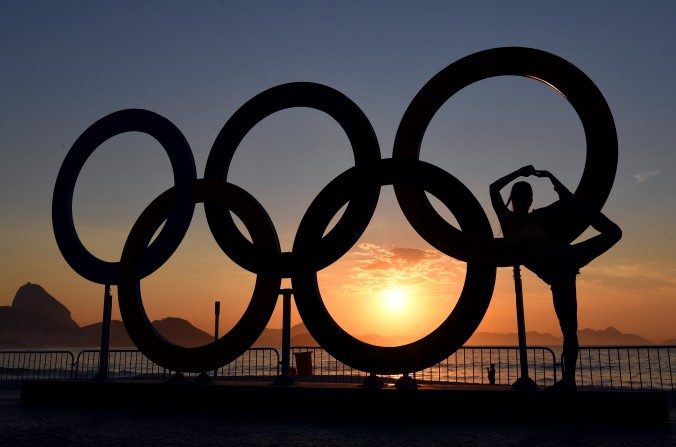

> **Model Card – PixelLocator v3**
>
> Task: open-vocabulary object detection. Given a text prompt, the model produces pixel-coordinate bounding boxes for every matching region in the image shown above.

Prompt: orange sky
[1,3,675,346]
[2,189,674,344]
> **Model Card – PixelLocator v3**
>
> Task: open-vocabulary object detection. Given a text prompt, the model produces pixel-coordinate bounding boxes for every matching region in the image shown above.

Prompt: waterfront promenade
[1,389,673,447]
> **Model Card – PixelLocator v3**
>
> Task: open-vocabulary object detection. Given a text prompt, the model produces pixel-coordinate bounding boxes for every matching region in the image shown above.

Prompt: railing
[291,346,559,386]
[1,346,673,392]
[74,348,280,381]
[290,347,368,383]
[0,350,75,389]
[571,346,674,392]
[415,346,558,386]
[75,349,170,380]
[217,347,280,381]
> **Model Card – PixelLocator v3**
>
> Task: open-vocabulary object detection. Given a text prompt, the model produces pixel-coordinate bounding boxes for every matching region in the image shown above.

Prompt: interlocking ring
[53,47,618,374]
[117,180,281,372]
[393,47,617,266]
[52,109,197,284]
[204,82,381,275]
[292,158,495,373]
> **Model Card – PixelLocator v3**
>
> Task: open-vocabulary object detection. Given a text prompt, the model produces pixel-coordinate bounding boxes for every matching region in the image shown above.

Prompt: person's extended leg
[551,276,578,389]
[570,232,620,270]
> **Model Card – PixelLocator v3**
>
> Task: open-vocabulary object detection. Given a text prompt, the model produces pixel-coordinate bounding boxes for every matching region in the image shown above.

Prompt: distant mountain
[153,317,213,347]
[0,283,80,346]
[359,334,414,347]
[0,305,80,347]
[291,330,318,346]
[253,326,281,346]
[256,325,655,347]
[463,327,654,346]
[0,283,215,348]
[662,339,676,345]
[466,331,562,346]
[10,282,78,329]
[577,326,653,345]
[254,323,317,346]
[80,318,212,348]
[80,320,133,347]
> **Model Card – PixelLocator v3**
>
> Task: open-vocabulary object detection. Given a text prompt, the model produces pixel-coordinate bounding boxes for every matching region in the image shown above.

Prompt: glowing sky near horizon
[1,1,675,343]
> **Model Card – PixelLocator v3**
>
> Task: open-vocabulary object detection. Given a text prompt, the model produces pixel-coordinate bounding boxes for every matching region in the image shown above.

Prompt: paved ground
[1,391,674,447]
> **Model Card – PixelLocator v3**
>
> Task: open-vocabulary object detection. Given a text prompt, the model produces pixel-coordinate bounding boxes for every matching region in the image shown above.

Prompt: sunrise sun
[382,288,408,314]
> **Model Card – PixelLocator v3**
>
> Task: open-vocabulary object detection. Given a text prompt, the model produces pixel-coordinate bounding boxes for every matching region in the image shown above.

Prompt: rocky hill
[11,282,78,328]
[153,317,213,347]
[466,330,562,346]
[464,327,653,346]
[0,283,79,346]
[79,318,213,348]
[253,323,317,346]
[577,326,653,345]
[80,320,133,347]
[0,283,213,348]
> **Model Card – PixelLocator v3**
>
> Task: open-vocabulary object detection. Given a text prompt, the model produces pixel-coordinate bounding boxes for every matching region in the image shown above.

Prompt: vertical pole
[514,265,529,377]
[512,265,537,389]
[273,288,294,385]
[96,284,112,381]
[214,301,220,341]
[213,301,220,378]
[280,289,292,378]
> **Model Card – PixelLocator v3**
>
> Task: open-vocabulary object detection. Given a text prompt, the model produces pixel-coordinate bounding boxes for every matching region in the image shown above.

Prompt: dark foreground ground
[1,390,674,447]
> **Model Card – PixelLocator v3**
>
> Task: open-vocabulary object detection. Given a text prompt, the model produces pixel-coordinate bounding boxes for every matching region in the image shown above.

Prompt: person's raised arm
[490,165,535,222]
[535,170,573,200]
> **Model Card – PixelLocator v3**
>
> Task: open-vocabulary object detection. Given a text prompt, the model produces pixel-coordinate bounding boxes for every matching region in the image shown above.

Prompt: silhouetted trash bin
[293,352,313,376]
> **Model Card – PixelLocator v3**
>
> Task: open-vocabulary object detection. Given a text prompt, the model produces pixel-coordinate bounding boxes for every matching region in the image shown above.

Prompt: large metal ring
[204,82,381,276]
[52,109,197,284]
[292,158,496,374]
[393,47,618,266]
[117,179,281,372]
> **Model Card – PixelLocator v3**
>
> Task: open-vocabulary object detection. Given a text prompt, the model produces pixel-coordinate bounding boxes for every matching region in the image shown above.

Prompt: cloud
[581,260,676,294]
[633,170,660,183]
[337,243,466,299]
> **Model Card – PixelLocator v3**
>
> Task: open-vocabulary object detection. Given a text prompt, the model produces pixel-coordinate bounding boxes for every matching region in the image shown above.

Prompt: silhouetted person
[490,165,621,391]
[487,363,496,385]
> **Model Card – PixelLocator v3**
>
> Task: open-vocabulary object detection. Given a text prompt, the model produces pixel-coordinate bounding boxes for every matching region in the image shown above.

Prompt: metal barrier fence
[74,348,280,381]
[572,346,674,392]
[291,346,559,386]
[415,346,558,386]
[1,346,674,392]
[75,349,170,380]
[217,347,280,381]
[0,350,75,389]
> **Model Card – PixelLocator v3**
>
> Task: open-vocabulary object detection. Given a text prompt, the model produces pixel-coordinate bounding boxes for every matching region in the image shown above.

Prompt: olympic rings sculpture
[53,47,617,374]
